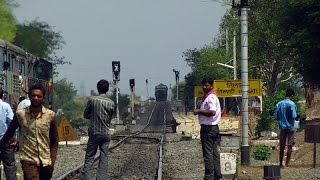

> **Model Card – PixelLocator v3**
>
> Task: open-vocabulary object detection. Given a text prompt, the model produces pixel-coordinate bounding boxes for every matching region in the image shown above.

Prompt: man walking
[275,88,298,168]
[0,84,59,180]
[80,79,115,180]
[194,77,222,180]
[0,88,17,180]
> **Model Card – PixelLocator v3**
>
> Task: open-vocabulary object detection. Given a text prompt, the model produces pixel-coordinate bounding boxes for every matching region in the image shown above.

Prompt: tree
[279,0,320,107]
[247,0,300,95]
[0,0,17,41]
[13,20,70,75]
[53,78,78,110]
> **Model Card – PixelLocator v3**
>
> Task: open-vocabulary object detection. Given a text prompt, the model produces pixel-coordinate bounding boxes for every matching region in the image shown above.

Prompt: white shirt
[17,99,31,110]
[198,93,221,125]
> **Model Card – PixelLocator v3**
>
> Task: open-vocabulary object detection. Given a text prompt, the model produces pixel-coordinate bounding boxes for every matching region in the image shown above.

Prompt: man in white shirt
[194,77,222,180]
[17,97,31,110]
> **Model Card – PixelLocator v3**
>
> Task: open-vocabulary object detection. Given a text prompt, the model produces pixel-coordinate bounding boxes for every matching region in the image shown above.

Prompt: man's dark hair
[201,77,214,85]
[97,79,109,94]
[0,88,3,99]
[28,84,46,96]
[286,88,295,97]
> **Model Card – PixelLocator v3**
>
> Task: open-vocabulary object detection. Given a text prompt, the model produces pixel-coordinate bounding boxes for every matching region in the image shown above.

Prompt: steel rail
[57,103,160,180]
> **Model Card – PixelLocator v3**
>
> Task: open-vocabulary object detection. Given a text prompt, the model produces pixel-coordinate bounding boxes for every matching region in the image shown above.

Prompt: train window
[33,59,52,81]
[8,53,13,71]
[21,59,26,76]
[3,61,10,71]
[28,62,33,78]
[13,55,19,73]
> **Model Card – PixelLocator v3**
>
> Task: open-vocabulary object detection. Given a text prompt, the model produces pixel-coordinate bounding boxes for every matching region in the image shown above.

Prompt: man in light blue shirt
[0,89,17,180]
[275,88,297,168]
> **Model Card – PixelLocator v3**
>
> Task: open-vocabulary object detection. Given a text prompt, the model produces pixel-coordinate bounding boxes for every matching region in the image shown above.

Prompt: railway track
[57,101,168,180]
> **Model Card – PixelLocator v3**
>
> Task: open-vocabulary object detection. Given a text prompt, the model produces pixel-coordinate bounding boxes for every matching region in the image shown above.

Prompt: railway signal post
[173,69,180,101]
[112,61,121,124]
[129,79,135,124]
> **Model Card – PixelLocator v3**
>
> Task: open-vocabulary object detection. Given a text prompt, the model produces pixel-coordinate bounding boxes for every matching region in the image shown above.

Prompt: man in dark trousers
[194,77,222,180]
[0,88,17,180]
[80,79,115,180]
[0,84,58,180]
[275,88,298,168]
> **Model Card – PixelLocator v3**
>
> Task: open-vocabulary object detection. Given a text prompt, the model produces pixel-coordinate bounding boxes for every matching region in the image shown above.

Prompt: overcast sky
[13,0,227,99]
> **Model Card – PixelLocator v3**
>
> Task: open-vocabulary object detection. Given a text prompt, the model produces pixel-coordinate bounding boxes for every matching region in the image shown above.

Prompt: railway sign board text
[214,79,262,97]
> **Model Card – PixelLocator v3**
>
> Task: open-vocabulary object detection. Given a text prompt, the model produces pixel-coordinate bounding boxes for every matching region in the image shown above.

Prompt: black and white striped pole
[239,0,250,165]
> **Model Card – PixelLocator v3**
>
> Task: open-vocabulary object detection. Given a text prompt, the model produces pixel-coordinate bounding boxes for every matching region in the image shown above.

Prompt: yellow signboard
[214,79,262,97]
[194,86,204,98]
[57,117,78,141]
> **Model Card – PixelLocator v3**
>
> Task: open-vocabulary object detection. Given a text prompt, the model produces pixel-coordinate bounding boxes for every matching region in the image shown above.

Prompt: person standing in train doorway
[80,79,115,180]
[0,88,17,180]
[0,84,59,180]
[194,77,222,180]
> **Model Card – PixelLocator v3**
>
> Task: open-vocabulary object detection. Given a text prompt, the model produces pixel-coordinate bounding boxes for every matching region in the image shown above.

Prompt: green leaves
[253,144,272,161]
[0,0,17,41]
[13,20,70,76]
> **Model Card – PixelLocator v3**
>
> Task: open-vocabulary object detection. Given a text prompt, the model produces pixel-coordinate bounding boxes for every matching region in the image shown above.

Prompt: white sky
[13,0,227,99]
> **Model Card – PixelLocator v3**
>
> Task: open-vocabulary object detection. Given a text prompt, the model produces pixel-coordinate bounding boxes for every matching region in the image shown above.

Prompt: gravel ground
[162,132,320,180]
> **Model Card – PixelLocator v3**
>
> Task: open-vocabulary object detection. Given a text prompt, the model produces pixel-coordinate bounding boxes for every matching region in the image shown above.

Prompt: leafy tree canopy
[0,0,17,41]
[13,20,70,75]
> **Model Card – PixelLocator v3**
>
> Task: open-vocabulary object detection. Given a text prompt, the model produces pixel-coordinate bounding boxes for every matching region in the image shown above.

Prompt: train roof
[0,39,6,48]
[0,38,27,56]
[155,83,168,88]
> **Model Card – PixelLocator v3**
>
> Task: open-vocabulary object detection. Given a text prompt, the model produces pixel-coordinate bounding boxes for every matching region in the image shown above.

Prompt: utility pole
[112,61,121,124]
[173,69,180,101]
[145,79,149,99]
[240,0,250,165]
[233,29,237,80]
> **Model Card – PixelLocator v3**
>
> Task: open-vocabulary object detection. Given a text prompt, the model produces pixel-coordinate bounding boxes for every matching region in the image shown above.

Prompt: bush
[253,144,272,161]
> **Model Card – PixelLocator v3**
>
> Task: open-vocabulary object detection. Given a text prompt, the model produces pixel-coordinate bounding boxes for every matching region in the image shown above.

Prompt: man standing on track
[80,79,115,180]
[275,88,298,168]
[0,84,59,180]
[194,77,222,180]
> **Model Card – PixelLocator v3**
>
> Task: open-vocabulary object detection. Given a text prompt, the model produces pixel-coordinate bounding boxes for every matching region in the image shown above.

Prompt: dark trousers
[80,132,110,180]
[20,161,54,180]
[0,142,17,180]
[200,125,222,180]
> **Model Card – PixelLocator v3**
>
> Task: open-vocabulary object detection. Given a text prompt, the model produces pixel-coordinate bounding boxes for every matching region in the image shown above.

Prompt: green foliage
[182,46,234,104]
[13,20,70,75]
[0,0,17,41]
[53,79,78,110]
[279,0,320,85]
[109,90,130,119]
[253,144,272,161]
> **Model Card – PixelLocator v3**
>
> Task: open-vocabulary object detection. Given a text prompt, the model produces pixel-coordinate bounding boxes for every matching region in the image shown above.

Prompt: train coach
[155,83,168,102]
[0,38,53,107]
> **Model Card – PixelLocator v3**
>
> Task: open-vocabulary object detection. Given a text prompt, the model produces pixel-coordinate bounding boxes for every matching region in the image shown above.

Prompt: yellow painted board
[57,117,79,141]
[214,79,262,97]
